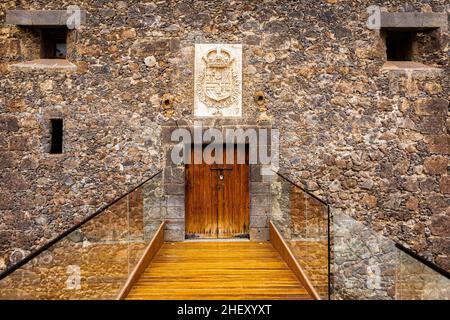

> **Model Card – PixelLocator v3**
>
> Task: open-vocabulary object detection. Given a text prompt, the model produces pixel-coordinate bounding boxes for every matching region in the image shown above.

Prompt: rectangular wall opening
[50,119,63,154]
[384,30,415,61]
[41,28,68,59]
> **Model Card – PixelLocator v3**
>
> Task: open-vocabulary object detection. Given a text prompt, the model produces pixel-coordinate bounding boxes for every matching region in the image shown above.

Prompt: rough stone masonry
[0,0,448,292]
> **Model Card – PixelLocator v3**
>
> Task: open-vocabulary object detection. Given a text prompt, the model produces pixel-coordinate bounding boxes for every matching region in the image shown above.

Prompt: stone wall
[0,0,448,287]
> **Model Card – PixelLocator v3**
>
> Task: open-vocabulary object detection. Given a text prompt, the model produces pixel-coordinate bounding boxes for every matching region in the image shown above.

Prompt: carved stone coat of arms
[194,44,242,117]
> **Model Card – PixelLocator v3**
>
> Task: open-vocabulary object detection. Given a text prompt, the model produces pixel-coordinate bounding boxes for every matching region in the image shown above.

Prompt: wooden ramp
[125,242,312,300]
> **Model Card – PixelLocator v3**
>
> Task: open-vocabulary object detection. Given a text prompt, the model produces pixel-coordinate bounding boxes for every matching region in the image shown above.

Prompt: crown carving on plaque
[202,46,234,68]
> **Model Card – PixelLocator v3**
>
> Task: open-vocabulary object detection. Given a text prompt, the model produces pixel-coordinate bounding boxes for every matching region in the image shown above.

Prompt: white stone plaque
[194,43,242,117]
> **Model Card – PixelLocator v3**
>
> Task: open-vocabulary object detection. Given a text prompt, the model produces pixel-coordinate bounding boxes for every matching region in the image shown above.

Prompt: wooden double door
[185,145,250,239]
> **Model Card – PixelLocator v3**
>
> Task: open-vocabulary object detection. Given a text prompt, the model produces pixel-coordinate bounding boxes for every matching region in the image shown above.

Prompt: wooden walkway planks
[126,242,312,300]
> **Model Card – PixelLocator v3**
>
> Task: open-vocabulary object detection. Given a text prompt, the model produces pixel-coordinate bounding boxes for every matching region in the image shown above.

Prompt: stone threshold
[9,59,77,71]
[381,61,441,72]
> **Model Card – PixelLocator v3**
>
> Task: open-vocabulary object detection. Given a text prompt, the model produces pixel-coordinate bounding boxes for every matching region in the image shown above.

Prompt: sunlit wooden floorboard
[126,242,312,300]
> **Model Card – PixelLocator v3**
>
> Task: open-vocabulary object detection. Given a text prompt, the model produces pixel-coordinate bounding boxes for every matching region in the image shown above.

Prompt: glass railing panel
[333,211,450,300]
[81,196,128,242]
[271,173,330,299]
[272,172,450,300]
[127,186,149,275]
[142,174,165,241]
[305,195,327,239]
[0,238,84,299]
[79,209,130,299]
[0,171,162,300]
[333,212,397,300]
[290,185,307,237]
[396,250,450,300]
[288,239,329,299]
[129,187,145,241]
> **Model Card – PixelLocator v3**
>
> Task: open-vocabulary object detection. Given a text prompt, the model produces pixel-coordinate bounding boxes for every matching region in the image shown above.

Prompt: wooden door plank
[186,144,249,239]
[186,146,218,238]
[218,145,249,238]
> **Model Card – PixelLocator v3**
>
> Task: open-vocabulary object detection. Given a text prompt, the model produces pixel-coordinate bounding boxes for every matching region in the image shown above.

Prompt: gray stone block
[166,206,184,219]
[5,9,87,26]
[261,174,273,183]
[167,195,184,207]
[161,126,177,144]
[251,205,271,216]
[165,229,185,242]
[250,165,262,182]
[250,215,268,228]
[164,167,185,184]
[34,10,64,25]
[164,183,185,195]
[250,182,270,194]
[164,219,185,241]
[380,12,447,30]
[5,10,32,25]
[250,194,270,207]
[144,223,162,241]
[143,195,165,209]
[165,219,185,230]
[144,206,162,221]
[250,227,269,241]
